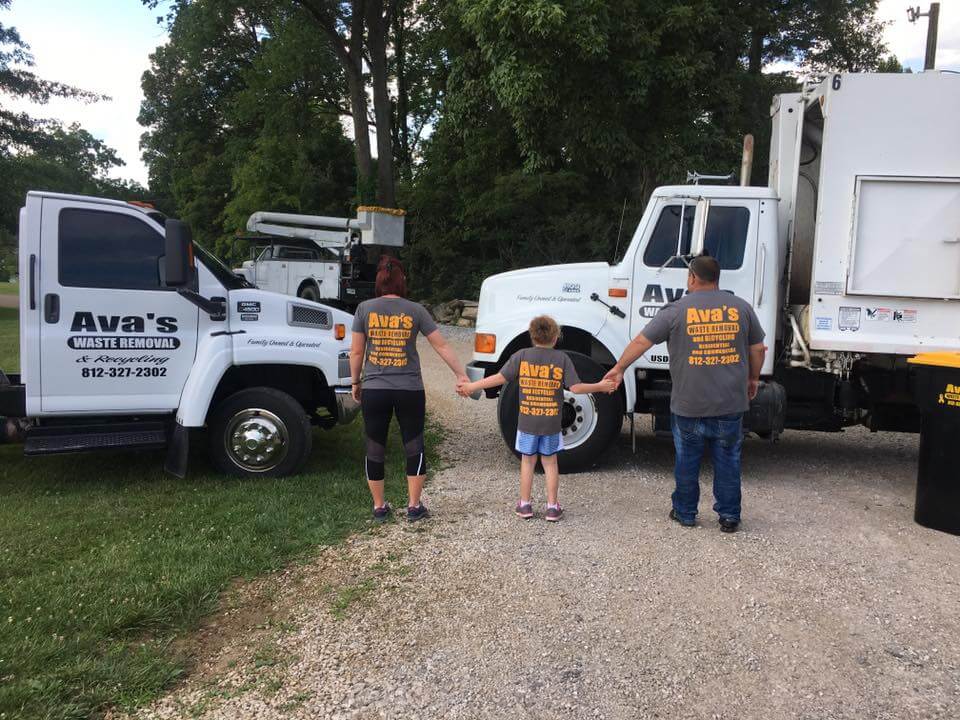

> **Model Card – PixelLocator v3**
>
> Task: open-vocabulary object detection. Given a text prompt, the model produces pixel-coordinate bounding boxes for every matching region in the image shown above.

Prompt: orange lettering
[552,366,563,381]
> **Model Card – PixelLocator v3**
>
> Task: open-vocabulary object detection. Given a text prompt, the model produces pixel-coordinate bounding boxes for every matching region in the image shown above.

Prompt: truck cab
[0,192,360,478]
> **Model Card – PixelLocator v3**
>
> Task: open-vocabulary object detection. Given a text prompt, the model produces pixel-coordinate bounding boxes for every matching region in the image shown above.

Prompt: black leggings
[361,389,427,481]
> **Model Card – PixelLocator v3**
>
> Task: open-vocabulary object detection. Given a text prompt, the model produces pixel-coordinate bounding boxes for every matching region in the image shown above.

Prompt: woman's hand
[351,382,362,403]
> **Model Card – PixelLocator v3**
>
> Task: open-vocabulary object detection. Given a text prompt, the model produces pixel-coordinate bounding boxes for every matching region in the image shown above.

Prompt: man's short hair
[529,315,560,345]
[689,255,721,284]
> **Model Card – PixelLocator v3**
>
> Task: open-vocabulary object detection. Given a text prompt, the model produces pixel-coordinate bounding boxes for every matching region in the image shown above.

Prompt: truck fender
[176,335,234,427]
[591,323,637,411]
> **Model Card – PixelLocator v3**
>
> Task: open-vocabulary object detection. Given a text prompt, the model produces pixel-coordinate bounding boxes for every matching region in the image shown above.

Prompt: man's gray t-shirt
[500,347,581,435]
[641,289,765,417]
[352,297,438,391]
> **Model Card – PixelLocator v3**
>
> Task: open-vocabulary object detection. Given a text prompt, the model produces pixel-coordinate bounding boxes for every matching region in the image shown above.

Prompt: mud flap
[164,423,190,478]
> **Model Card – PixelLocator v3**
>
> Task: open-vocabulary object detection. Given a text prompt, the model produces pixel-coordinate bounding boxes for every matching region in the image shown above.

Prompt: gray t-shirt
[641,289,765,418]
[500,347,581,436]
[352,297,438,391]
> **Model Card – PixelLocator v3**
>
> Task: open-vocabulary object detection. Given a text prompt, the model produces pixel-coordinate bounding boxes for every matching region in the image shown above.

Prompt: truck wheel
[497,351,622,473]
[208,387,312,477]
[298,283,321,302]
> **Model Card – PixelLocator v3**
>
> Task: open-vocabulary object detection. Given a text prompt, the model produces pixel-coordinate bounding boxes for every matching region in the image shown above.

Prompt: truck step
[24,422,168,456]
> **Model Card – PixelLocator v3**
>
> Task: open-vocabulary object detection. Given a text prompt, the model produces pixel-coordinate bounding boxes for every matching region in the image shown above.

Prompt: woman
[350,256,467,521]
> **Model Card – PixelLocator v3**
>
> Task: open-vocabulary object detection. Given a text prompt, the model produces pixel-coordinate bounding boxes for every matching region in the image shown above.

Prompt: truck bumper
[334,387,361,424]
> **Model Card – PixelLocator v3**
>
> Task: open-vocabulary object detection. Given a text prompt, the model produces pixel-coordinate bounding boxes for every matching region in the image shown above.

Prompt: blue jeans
[670,413,744,523]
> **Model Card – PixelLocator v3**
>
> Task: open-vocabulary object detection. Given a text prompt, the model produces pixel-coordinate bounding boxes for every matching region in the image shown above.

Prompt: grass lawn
[0,310,431,719]
[0,307,17,372]
[0,282,16,295]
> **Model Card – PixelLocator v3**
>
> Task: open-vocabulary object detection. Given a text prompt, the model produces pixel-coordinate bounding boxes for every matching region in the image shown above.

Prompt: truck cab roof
[651,185,778,201]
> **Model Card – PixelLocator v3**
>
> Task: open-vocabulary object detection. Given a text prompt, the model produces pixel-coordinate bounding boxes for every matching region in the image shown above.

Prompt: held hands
[602,365,624,390]
[596,377,618,394]
[456,378,474,398]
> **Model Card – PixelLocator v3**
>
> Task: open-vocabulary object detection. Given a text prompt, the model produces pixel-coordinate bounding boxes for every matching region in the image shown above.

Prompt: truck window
[703,206,749,270]
[643,205,694,268]
[58,208,164,290]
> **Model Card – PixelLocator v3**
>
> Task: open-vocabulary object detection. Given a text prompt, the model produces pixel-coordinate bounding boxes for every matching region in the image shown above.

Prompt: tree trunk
[346,63,374,202]
[366,0,396,207]
[393,0,411,182]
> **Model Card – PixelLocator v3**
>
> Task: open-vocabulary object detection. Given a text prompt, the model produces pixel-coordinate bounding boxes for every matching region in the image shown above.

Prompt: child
[458,315,615,521]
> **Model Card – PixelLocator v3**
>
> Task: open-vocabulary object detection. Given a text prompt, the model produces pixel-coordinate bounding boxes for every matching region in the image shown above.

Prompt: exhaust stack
[740,134,754,186]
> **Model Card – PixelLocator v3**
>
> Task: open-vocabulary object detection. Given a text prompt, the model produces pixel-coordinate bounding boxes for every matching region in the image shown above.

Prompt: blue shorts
[515,431,564,457]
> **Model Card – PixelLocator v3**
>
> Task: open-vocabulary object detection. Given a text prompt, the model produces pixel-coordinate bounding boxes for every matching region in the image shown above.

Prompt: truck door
[630,197,760,369]
[38,198,200,413]
[264,247,290,293]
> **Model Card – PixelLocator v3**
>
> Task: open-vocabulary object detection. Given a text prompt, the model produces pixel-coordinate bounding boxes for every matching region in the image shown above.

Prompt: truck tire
[298,282,321,302]
[208,387,312,478]
[497,351,622,473]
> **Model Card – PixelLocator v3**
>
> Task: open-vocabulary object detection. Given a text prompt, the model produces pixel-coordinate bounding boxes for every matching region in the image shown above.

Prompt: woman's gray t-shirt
[351,297,438,391]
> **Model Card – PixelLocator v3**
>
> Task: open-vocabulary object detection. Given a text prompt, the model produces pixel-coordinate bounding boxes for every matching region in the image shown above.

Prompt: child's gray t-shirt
[500,347,580,436]
[352,297,438,390]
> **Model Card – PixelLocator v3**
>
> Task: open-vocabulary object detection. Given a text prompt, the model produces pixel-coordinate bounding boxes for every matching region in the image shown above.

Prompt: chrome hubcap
[560,390,598,449]
[224,408,289,472]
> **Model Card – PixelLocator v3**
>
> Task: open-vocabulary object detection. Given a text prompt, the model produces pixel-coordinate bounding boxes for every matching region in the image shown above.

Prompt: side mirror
[164,219,194,288]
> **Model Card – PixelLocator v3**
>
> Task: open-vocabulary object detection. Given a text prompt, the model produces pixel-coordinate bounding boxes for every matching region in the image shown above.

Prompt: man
[604,255,766,532]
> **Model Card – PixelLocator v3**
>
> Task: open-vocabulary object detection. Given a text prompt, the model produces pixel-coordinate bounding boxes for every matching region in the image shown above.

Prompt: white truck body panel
[785,72,960,355]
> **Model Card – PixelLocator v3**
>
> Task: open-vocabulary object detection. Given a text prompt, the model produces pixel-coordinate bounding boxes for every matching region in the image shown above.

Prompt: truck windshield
[194,243,251,289]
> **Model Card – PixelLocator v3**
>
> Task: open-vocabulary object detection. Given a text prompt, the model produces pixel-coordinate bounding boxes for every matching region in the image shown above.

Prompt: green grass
[0,307,17,372]
[0,282,17,296]
[0,308,437,719]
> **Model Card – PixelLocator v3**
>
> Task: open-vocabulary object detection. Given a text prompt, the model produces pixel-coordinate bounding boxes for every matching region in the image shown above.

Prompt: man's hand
[748,378,760,400]
[351,382,362,403]
[603,365,624,389]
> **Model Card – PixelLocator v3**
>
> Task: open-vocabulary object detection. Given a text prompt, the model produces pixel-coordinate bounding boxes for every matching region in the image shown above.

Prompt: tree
[139,0,355,263]
[0,0,142,281]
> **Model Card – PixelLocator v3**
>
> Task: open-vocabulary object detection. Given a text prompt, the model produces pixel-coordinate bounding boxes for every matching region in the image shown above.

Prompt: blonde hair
[529,315,560,346]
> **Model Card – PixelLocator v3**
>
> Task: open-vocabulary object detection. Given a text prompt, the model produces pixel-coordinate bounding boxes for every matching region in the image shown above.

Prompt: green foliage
[141,0,890,300]
[139,1,356,265]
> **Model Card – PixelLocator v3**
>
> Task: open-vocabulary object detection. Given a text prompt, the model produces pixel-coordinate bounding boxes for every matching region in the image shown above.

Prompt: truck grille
[288,303,332,329]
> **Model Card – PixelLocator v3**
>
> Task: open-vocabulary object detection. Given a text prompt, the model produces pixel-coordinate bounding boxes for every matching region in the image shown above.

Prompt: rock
[456,318,474,328]
[461,306,478,321]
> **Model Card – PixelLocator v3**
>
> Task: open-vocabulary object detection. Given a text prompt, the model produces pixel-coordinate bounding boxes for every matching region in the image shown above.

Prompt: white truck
[466,71,960,471]
[232,207,405,308]
[0,192,360,478]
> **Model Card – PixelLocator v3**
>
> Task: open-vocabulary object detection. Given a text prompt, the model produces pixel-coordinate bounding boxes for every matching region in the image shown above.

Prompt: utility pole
[907,3,940,71]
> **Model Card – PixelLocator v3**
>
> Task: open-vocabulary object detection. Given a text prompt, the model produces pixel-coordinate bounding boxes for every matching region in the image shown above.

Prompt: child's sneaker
[515,501,534,519]
[545,504,564,522]
[372,503,393,523]
[407,502,429,522]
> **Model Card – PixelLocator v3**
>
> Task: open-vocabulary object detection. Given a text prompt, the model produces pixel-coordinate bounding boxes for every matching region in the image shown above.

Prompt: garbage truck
[0,192,360,478]
[465,71,960,471]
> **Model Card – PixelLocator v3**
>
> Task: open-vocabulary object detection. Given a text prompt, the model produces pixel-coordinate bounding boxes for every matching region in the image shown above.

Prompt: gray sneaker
[545,505,564,522]
[407,502,429,522]
[515,501,534,519]
[372,503,393,523]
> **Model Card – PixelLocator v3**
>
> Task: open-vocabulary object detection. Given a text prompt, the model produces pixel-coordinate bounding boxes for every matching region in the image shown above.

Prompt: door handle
[756,244,766,307]
[44,293,60,323]
[29,254,36,310]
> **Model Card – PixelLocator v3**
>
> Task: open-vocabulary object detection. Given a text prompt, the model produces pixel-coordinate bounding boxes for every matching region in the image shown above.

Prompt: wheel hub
[560,390,599,450]
[225,409,289,472]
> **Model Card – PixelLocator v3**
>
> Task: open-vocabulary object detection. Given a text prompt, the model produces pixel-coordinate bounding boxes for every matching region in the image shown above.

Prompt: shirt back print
[352,297,438,391]
[500,347,581,436]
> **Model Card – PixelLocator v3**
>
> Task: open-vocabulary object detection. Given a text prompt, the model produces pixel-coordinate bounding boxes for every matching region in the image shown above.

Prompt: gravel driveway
[136,327,960,720]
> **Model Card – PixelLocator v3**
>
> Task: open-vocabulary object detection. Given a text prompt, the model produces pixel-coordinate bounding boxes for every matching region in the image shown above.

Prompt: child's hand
[456,380,473,397]
[598,378,617,394]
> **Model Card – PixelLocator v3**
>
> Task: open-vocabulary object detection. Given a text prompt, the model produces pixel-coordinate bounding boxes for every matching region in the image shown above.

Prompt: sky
[4,0,960,187]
